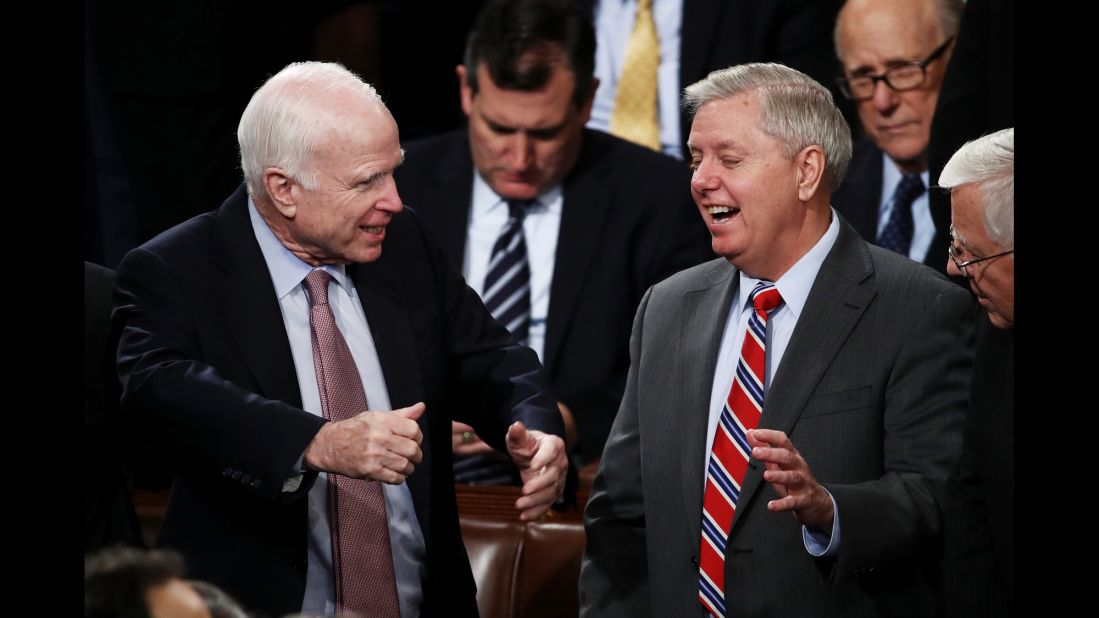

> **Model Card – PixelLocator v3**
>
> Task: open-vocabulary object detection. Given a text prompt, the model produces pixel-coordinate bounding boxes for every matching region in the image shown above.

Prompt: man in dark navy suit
[113,61,567,618]
[831,0,964,273]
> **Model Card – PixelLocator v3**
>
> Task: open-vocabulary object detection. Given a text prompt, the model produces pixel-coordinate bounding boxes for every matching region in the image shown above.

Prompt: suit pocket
[799,385,873,419]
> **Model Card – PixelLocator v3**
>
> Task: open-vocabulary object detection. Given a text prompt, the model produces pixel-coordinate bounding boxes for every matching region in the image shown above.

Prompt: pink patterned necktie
[698,281,784,617]
[304,269,401,617]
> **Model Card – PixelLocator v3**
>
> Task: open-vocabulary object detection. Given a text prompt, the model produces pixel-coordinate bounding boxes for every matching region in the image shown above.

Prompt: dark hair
[463,0,596,106]
[188,579,249,618]
[85,546,187,618]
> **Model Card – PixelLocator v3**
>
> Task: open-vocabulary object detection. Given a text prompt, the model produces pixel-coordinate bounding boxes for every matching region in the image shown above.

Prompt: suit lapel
[211,187,303,409]
[730,221,877,532]
[677,261,739,536]
[543,136,614,373]
[349,257,434,538]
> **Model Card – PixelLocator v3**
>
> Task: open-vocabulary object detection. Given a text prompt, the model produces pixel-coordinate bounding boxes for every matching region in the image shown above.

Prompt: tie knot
[893,174,925,209]
[304,270,332,307]
[750,282,783,316]
[506,199,535,221]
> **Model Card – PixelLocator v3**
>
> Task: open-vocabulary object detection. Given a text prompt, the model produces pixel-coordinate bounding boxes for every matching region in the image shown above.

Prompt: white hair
[939,127,1014,250]
[683,62,852,189]
[237,61,383,199]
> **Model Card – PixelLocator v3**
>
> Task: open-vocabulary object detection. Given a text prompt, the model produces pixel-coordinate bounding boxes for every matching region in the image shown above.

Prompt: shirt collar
[736,208,840,321]
[247,196,354,299]
[470,171,562,217]
[880,151,930,213]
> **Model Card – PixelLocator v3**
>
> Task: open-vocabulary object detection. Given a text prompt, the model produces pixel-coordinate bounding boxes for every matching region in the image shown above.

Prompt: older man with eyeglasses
[941,128,1015,330]
[830,0,964,274]
[936,127,1014,616]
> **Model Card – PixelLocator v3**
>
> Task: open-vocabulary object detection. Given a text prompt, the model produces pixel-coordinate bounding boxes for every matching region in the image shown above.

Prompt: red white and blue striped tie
[699,281,784,617]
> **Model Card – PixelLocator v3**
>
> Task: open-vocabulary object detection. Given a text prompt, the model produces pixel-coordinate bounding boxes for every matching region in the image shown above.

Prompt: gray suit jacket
[580,217,975,617]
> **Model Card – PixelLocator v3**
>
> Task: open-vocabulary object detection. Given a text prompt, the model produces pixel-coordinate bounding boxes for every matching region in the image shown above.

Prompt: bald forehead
[837,0,943,58]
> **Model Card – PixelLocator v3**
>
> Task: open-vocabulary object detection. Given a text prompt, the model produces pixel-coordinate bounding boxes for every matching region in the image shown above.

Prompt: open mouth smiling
[707,205,740,223]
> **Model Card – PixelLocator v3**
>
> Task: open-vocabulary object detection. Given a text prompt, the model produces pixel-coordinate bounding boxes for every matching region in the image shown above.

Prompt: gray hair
[683,62,852,189]
[237,61,383,199]
[834,0,965,61]
[939,127,1014,250]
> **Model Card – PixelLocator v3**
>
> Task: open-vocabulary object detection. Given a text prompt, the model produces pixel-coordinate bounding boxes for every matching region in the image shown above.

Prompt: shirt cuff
[282,453,307,493]
[802,489,840,557]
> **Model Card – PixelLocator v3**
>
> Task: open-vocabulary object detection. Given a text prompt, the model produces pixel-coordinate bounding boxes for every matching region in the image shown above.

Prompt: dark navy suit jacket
[114,186,564,617]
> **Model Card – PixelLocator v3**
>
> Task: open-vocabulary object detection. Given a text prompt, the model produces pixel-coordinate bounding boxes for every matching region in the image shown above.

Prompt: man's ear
[457,65,473,117]
[263,167,297,218]
[795,145,826,202]
[577,76,599,124]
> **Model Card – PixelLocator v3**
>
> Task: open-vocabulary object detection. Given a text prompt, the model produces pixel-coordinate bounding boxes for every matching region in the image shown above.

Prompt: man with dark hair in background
[85,547,211,618]
[395,0,712,484]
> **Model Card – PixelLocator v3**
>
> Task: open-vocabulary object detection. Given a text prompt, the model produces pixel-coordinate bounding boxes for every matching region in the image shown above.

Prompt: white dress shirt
[703,210,842,556]
[462,172,563,363]
[248,198,426,617]
[588,0,685,159]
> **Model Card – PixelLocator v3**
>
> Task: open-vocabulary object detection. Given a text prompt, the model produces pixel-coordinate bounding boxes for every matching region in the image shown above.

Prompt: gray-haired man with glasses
[941,128,1014,330]
[937,126,1014,616]
[830,0,963,274]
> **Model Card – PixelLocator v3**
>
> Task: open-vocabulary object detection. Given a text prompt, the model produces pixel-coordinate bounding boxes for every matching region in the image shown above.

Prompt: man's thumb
[395,402,426,421]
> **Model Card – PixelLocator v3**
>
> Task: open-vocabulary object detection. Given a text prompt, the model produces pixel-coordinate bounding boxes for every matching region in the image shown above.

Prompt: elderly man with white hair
[937,127,1014,617]
[113,61,568,618]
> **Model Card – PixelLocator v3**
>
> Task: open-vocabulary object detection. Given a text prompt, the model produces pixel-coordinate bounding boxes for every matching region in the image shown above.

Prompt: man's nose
[507,132,533,170]
[871,79,899,112]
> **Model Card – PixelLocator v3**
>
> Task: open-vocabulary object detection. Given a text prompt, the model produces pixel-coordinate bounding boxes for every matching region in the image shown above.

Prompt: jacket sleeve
[114,246,325,503]
[579,287,654,617]
[823,282,976,582]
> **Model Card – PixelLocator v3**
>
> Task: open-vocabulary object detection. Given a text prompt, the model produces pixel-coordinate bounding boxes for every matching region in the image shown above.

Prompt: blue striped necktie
[699,281,784,617]
[453,199,535,485]
[482,199,534,343]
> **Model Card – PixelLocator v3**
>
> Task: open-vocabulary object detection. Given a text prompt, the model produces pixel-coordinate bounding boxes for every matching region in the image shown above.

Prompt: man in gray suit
[580,63,975,617]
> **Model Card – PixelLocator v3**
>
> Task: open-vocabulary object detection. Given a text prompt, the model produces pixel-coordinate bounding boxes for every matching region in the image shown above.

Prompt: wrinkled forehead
[687,93,765,149]
[837,0,944,62]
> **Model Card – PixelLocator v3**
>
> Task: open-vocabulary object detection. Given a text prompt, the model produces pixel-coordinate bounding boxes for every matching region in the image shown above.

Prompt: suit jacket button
[231,470,242,480]
[222,468,232,477]
[250,479,261,489]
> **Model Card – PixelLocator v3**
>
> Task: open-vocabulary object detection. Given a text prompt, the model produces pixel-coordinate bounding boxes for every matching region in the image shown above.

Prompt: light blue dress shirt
[703,210,842,557]
[588,0,684,159]
[248,198,426,617]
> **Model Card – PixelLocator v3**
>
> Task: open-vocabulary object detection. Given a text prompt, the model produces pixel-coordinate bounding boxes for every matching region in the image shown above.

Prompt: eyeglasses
[947,224,1014,277]
[836,37,955,101]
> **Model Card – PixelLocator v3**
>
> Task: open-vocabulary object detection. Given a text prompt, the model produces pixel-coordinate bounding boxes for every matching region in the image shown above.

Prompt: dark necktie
[877,173,925,257]
[304,270,401,617]
[481,199,534,343]
[699,281,784,618]
[453,200,534,485]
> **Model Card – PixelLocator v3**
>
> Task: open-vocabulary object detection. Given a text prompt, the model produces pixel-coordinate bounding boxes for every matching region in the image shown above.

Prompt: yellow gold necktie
[609,0,661,151]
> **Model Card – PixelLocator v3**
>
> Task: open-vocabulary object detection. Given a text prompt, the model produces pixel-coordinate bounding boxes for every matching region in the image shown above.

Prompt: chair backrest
[457,484,588,618]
